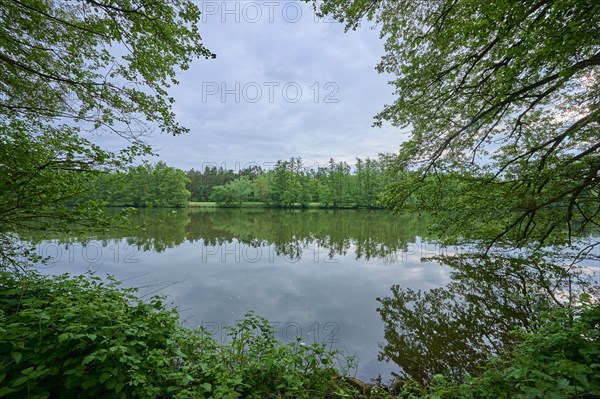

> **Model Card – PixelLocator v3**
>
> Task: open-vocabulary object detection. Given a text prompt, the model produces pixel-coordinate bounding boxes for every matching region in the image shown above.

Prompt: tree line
[189,155,395,208]
[74,155,396,209]
[74,161,191,208]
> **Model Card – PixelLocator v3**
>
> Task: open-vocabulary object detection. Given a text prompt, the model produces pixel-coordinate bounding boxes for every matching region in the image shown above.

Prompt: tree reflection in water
[23,208,427,261]
[377,252,598,384]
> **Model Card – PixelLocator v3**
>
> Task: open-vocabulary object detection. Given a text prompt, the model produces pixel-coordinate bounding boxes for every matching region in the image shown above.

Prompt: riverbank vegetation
[2,270,598,398]
[0,272,357,399]
[1,0,599,397]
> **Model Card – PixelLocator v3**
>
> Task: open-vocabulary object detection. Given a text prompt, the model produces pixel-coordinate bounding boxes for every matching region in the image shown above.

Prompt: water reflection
[23,209,596,382]
[377,253,598,384]
[26,208,446,381]
[27,208,429,262]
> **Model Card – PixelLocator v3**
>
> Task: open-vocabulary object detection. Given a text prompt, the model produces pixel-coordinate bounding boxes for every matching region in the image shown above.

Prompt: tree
[1,0,214,137]
[313,0,600,251]
[229,176,254,206]
[0,1,213,266]
[103,162,190,207]
[0,121,121,269]
[271,159,296,206]
[323,158,352,208]
[186,167,239,202]
[354,157,386,208]
[209,185,234,206]
[253,172,273,204]
[377,253,589,383]
[186,169,204,202]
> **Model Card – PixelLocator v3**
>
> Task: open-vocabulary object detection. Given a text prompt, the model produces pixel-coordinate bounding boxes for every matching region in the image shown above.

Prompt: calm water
[26,208,599,383]
[31,208,456,381]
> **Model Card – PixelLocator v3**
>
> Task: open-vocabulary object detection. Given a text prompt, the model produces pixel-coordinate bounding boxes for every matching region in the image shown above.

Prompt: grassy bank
[187,201,384,210]
[188,201,267,208]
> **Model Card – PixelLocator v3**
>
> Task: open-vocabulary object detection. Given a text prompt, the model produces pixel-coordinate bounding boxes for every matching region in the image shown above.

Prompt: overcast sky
[116,1,407,171]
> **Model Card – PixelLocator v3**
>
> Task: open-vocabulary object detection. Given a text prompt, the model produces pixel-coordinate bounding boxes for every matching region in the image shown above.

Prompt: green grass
[187,201,384,210]
[187,201,218,207]
[188,201,268,208]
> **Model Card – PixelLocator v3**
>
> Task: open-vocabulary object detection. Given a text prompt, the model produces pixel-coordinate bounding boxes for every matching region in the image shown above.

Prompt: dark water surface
[33,208,458,381]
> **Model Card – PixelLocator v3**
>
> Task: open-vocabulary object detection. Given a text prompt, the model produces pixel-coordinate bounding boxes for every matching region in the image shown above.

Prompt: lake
[30,208,459,381]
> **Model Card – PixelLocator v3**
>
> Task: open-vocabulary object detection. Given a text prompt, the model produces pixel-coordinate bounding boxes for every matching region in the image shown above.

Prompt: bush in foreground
[389,298,600,399]
[431,298,600,398]
[1,271,598,399]
[0,272,356,399]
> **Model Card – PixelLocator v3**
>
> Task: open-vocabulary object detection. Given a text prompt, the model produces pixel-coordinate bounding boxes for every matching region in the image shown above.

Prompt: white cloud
[106,1,403,170]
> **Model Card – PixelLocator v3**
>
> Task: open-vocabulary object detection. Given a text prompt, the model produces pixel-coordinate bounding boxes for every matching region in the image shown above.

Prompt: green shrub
[3,270,596,399]
[427,299,600,398]
[0,271,356,399]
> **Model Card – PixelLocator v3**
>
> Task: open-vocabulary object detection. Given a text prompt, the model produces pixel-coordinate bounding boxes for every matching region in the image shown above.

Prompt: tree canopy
[313,0,600,251]
[0,0,213,266]
[85,161,191,208]
[1,0,214,137]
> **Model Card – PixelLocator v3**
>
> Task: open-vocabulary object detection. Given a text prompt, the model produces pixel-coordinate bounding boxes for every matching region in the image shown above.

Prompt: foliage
[424,300,600,399]
[0,271,358,399]
[0,0,213,265]
[0,271,197,399]
[194,315,355,399]
[377,253,597,384]
[187,167,251,202]
[312,0,600,251]
[309,2,599,395]
[271,158,307,207]
[368,301,600,399]
[210,176,254,206]
[88,162,191,208]
[194,156,391,209]
[1,0,214,136]
[0,120,134,269]
[0,121,112,229]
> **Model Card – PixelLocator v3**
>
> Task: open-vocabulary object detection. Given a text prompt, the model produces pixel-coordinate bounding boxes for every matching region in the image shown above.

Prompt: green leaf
[580,293,591,303]
[557,378,570,389]
[58,333,70,342]
[12,376,29,386]
[11,352,22,364]
[202,382,212,391]
[99,372,111,384]
[0,387,17,396]
[83,354,96,365]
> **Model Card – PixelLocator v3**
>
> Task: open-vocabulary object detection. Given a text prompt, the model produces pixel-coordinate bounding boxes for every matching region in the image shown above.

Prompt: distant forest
[82,155,397,208]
